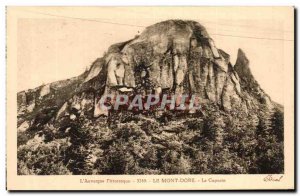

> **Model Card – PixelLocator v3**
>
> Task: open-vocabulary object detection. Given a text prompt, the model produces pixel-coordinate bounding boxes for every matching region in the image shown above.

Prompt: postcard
[6,6,295,190]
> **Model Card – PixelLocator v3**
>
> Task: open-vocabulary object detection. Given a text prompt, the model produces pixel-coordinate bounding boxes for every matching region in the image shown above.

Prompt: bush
[17,138,71,175]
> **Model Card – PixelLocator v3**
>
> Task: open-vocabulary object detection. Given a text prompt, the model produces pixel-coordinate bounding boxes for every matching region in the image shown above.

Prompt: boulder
[17,121,30,132]
[39,84,51,98]
[56,102,68,119]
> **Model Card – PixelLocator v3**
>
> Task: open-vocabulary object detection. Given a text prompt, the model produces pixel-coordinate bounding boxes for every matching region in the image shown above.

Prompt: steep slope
[234,49,273,107]
[17,20,284,175]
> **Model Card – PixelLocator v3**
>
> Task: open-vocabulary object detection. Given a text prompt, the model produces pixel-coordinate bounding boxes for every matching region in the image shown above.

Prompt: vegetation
[17,102,284,175]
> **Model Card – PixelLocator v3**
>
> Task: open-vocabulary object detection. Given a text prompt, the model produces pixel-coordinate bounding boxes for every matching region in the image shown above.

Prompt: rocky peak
[234,49,273,108]
[236,49,249,67]
[82,20,252,115]
[234,49,253,81]
[16,20,284,176]
[18,20,276,121]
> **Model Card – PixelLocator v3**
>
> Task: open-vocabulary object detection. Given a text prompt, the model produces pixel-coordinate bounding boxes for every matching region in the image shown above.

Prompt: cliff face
[17,20,275,120]
[17,20,284,175]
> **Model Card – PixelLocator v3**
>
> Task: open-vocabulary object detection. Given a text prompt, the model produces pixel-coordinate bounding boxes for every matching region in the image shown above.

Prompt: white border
[1,0,298,195]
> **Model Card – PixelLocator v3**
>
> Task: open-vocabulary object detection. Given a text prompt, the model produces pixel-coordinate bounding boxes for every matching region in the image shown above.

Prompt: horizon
[16,7,294,105]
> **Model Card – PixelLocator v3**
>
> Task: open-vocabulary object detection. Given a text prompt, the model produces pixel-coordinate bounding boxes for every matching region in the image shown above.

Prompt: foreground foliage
[17,103,284,175]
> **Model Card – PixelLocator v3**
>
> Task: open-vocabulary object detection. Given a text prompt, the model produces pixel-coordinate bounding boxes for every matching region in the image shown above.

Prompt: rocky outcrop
[82,20,257,114]
[39,84,51,98]
[16,20,284,175]
[17,19,277,130]
[234,48,273,108]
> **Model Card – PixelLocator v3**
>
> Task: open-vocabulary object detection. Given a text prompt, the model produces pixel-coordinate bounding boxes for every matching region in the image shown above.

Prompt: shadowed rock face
[83,20,270,115]
[17,20,276,126]
[104,20,220,92]
[234,49,272,108]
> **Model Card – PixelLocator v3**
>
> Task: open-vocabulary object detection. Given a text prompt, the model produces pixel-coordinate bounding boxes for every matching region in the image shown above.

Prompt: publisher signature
[263,175,283,182]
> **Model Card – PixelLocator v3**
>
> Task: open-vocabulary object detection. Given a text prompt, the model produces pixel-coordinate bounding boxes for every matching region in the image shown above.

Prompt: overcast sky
[16,7,294,104]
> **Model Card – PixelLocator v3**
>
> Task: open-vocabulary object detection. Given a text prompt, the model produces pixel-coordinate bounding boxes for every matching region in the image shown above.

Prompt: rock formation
[17,20,284,175]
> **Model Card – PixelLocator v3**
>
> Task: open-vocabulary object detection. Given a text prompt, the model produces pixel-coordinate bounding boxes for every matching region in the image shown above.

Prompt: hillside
[17,20,284,175]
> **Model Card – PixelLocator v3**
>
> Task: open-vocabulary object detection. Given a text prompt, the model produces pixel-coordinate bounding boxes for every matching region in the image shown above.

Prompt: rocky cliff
[17,20,284,175]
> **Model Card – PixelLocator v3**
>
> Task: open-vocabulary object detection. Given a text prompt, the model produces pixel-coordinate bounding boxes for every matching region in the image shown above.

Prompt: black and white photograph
[6,6,295,191]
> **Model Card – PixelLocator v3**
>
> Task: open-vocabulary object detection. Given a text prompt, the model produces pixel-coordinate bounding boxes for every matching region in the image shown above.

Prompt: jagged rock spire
[234,48,273,107]
[234,48,253,80]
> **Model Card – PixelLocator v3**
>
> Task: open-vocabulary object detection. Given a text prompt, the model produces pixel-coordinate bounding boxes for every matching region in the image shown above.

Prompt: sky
[15,7,294,104]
